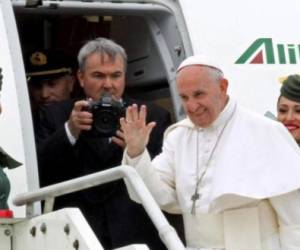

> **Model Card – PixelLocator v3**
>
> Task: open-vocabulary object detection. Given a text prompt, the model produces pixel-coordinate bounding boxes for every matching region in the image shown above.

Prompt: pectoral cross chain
[190,104,237,215]
[191,190,200,214]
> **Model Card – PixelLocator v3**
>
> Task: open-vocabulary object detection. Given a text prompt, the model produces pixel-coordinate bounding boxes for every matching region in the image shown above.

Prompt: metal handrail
[13,165,185,250]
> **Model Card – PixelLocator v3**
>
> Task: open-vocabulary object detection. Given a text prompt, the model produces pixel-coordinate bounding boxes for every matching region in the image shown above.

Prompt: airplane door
[0,0,40,217]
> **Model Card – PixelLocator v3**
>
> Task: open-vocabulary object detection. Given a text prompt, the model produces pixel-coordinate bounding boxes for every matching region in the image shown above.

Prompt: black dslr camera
[84,93,125,137]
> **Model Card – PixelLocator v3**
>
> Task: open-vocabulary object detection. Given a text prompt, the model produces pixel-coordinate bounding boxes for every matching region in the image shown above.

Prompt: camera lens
[82,94,125,138]
[93,109,119,136]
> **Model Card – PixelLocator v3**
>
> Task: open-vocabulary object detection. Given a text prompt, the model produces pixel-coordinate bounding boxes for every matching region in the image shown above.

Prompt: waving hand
[120,104,156,158]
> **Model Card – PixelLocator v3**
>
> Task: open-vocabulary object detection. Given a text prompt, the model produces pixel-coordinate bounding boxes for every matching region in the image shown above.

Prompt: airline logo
[235,38,300,64]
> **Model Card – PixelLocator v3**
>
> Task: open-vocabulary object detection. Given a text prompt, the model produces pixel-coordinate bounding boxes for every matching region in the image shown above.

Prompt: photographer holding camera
[36,37,183,249]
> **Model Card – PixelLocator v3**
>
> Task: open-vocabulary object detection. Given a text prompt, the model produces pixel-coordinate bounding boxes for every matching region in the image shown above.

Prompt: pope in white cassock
[121,55,300,250]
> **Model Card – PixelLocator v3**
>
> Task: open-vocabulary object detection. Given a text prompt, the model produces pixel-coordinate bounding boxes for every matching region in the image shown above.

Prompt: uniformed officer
[25,49,76,110]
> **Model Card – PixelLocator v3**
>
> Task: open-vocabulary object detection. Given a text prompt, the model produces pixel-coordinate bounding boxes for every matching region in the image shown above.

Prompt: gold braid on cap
[27,68,72,77]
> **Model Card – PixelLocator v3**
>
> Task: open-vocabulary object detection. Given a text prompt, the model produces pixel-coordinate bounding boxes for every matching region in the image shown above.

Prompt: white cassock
[123,98,300,250]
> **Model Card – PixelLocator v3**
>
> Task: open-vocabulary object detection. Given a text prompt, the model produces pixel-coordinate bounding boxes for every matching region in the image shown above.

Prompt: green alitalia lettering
[288,45,297,64]
[235,38,275,64]
[277,44,286,64]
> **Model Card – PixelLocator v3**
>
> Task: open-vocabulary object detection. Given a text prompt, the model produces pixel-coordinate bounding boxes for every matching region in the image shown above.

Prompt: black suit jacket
[35,97,183,249]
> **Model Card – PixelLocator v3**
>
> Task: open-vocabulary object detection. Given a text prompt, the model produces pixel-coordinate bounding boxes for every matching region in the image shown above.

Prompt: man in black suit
[36,37,183,249]
[24,49,77,130]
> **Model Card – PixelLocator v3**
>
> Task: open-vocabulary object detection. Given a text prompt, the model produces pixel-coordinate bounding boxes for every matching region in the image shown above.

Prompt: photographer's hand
[120,104,156,158]
[67,100,93,139]
[112,130,126,149]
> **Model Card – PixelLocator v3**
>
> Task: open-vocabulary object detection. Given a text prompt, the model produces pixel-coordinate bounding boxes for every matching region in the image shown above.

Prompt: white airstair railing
[13,165,185,250]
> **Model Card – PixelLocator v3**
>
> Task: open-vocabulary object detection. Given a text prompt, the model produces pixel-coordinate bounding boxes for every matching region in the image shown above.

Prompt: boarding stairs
[0,166,185,250]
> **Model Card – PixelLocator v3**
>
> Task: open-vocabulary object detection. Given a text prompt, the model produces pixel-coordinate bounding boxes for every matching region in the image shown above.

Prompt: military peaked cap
[25,49,75,84]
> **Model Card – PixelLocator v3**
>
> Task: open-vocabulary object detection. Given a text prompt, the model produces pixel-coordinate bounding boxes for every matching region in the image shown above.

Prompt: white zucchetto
[177,54,223,74]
